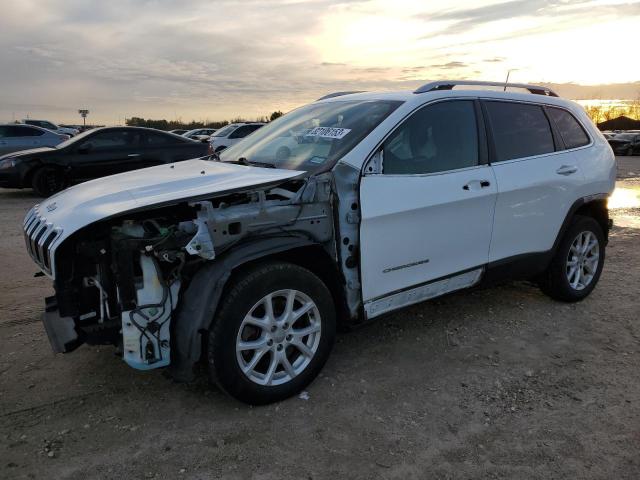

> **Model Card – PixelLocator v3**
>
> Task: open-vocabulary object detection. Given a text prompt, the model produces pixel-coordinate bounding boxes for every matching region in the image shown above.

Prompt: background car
[607,132,640,156]
[0,127,209,196]
[169,129,189,135]
[22,119,79,136]
[182,128,217,141]
[208,122,265,153]
[0,124,69,155]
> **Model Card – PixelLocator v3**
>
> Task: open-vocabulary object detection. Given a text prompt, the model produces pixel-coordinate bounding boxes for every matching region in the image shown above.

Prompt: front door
[359,99,497,309]
[69,129,144,180]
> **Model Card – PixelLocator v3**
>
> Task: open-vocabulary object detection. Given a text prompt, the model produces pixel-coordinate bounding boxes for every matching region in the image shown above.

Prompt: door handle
[127,153,141,158]
[463,180,491,191]
[556,165,578,175]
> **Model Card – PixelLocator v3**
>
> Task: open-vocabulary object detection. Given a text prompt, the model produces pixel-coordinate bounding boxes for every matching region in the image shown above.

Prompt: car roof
[1,123,51,133]
[315,81,580,113]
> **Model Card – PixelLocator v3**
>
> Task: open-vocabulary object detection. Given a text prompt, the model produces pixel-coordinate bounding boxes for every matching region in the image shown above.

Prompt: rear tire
[627,147,634,156]
[207,262,336,405]
[31,167,66,197]
[538,215,605,302]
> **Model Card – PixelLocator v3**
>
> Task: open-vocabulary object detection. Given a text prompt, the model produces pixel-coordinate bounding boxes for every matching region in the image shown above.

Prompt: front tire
[31,167,66,197]
[539,215,605,302]
[207,262,336,404]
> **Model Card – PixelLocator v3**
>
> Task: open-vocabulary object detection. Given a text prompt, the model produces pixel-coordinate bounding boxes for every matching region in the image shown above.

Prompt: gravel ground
[1,158,639,479]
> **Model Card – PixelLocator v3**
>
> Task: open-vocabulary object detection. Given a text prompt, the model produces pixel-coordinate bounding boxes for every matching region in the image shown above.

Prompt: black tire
[208,262,336,405]
[627,147,634,157]
[538,215,605,302]
[31,167,66,197]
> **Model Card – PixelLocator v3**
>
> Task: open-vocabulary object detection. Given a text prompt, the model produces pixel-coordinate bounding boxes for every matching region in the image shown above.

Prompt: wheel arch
[20,160,46,187]
[170,236,346,381]
[552,196,610,255]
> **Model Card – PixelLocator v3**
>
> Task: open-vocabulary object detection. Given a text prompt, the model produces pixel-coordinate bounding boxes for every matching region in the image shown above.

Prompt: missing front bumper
[42,296,82,353]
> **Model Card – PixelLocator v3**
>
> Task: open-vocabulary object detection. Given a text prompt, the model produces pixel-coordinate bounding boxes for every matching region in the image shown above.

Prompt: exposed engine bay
[45,174,340,371]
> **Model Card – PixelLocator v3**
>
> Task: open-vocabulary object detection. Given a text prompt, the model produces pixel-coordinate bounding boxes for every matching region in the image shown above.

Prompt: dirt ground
[1,158,639,480]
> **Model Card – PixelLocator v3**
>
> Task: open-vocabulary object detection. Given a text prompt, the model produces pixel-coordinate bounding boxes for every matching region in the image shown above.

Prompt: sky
[1,0,639,125]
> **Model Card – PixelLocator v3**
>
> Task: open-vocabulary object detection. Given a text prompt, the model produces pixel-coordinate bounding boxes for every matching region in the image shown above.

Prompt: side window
[547,107,589,149]
[7,126,44,137]
[82,130,140,149]
[229,125,260,139]
[145,132,175,145]
[383,100,479,175]
[0,126,8,138]
[484,101,555,162]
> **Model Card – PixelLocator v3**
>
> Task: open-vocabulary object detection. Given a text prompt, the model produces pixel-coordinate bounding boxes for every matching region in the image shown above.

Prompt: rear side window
[383,100,478,175]
[547,107,589,149]
[145,132,178,145]
[484,101,554,162]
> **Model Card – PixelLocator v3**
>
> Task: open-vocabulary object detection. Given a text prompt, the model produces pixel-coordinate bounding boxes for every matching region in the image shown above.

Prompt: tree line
[126,111,284,130]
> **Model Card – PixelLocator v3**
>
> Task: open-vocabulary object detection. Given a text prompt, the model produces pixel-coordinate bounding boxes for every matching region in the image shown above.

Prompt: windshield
[55,129,95,148]
[218,100,402,172]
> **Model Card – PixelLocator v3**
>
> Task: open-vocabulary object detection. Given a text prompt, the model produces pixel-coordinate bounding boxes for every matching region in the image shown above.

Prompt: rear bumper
[42,296,82,353]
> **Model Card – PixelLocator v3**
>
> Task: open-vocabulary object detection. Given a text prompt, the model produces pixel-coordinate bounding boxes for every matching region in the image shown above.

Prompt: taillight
[207,143,214,155]
[60,135,70,140]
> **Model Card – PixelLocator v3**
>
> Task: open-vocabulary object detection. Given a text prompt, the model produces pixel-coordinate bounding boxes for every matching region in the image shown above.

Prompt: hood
[0,147,55,160]
[29,158,304,248]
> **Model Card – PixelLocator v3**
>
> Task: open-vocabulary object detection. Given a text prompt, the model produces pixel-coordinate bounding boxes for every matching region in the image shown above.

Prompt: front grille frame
[23,207,63,277]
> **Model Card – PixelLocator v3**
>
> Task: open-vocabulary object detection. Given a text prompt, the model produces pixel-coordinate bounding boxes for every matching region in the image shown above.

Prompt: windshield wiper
[237,157,277,168]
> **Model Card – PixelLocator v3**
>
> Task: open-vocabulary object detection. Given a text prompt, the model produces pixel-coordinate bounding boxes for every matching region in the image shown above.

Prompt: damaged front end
[26,172,338,372]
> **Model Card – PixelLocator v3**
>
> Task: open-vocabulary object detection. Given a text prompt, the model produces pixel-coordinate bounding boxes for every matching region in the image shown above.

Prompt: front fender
[170,235,316,381]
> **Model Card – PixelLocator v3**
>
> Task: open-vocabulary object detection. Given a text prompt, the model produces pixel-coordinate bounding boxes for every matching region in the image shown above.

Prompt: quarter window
[547,107,589,149]
[383,100,479,175]
[484,101,555,162]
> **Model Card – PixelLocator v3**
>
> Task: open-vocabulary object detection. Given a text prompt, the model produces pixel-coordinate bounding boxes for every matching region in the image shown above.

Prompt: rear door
[484,100,588,262]
[359,99,497,307]
[69,129,143,180]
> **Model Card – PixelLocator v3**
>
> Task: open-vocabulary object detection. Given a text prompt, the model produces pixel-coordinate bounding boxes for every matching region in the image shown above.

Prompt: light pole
[78,109,90,129]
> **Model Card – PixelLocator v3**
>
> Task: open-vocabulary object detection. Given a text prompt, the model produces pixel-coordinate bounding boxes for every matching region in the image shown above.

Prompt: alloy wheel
[566,231,600,291]
[235,289,321,386]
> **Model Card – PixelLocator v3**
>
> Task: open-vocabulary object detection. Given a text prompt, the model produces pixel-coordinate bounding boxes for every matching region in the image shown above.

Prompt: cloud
[0,0,638,124]
[418,0,640,38]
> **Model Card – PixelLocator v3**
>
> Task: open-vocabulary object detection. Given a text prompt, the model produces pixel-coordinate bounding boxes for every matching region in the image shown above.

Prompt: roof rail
[414,80,559,97]
[317,91,365,101]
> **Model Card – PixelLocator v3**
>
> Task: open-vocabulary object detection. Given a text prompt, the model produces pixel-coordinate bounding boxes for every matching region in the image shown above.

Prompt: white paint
[26,159,302,278]
[359,165,497,302]
[364,268,483,319]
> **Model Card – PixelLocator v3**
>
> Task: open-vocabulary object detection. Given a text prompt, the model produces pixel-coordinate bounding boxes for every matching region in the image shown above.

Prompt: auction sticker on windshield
[305,127,351,139]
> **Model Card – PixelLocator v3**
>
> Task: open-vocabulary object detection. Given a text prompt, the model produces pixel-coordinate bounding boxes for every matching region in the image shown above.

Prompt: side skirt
[364,268,483,320]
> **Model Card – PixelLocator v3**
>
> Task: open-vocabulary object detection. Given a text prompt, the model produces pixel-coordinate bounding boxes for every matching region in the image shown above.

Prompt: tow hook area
[42,296,82,354]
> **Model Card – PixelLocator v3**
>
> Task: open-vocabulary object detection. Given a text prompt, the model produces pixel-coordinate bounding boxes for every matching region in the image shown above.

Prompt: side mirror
[77,143,93,154]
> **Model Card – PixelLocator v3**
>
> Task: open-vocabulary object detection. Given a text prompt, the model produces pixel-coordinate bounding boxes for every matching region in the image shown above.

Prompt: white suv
[208,122,265,153]
[23,81,615,404]
[22,120,79,137]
